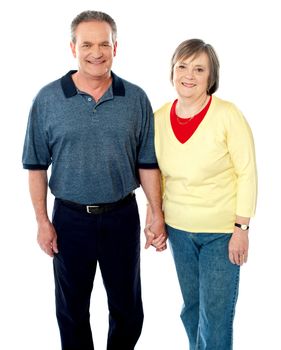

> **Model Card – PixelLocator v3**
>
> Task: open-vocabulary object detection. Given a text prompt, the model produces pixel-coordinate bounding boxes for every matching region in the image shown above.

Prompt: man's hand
[144,218,167,252]
[139,168,167,251]
[37,220,59,257]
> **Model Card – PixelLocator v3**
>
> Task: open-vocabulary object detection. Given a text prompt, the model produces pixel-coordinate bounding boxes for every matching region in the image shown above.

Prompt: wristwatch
[234,223,249,231]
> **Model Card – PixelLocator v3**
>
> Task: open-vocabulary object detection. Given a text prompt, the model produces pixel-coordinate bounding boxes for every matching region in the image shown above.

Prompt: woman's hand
[228,228,249,265]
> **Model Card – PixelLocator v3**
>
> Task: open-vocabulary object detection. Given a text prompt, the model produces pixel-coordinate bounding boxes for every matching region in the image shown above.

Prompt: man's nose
[90,45,103,58]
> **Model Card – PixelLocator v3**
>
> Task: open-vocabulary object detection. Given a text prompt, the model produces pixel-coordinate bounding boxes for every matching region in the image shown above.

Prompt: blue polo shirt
[22,70,158,204]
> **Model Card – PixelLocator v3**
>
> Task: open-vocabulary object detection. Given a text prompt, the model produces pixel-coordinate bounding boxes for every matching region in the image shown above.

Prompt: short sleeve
[137,93,158,169]
[22,94,52,170]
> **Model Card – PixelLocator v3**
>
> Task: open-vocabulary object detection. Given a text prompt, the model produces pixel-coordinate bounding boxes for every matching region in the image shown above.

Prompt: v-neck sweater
[154,96,257,233]
[171,96,212,143]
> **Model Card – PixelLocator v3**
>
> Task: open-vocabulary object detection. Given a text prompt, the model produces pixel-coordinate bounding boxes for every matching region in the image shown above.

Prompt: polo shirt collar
[61,70,125,98]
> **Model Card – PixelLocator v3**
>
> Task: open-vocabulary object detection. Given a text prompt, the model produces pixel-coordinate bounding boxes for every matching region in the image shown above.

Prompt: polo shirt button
[88,97,92,101]
[93,109,97,113]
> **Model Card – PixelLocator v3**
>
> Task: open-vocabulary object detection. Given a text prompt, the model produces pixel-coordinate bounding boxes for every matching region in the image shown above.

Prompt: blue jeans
[167,225,240,350]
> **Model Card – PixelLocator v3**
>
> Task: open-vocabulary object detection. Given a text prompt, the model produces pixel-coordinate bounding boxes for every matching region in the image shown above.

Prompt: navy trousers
[52,195,143,350]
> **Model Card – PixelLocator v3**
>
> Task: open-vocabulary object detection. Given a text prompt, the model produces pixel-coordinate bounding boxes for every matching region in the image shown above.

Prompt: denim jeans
[167,225,240,350]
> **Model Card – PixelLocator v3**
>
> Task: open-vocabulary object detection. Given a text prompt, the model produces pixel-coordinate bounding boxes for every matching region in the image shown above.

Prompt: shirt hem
[23,164,49,170]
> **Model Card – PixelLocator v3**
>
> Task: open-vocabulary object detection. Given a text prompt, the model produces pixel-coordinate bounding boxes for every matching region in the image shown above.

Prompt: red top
[170,96,212,144]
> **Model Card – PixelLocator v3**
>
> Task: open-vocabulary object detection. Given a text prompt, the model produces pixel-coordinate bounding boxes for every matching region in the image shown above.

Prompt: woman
[149,39,257,349]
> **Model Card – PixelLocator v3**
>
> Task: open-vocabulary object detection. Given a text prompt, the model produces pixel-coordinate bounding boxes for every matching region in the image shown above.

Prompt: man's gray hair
[71,10,117,43]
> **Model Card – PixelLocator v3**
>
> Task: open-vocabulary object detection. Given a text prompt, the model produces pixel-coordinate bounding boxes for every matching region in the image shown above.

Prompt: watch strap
[234,223,249,231]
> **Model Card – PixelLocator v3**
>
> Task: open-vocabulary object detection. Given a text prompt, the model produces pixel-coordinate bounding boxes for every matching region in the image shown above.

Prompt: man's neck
[72,71,112,102]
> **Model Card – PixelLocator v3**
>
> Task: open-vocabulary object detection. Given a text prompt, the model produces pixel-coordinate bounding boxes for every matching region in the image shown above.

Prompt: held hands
[144,218,168,252]
[37,220,59,257]
[144,203,167,252]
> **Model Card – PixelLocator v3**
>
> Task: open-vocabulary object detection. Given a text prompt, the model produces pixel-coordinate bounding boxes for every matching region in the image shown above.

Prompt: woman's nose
[184,69,194,79]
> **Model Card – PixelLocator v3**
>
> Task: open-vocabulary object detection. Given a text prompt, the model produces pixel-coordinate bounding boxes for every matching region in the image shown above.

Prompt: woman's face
[173,52,210,99]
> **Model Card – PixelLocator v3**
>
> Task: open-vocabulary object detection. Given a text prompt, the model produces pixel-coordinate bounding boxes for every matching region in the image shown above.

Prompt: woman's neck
[176,94,210,119]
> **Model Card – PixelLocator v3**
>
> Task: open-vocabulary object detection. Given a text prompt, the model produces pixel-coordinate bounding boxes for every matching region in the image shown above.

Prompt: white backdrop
[1,0,280,349]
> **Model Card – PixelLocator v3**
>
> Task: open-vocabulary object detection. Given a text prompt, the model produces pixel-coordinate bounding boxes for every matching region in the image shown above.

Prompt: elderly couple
[22,10,257,350]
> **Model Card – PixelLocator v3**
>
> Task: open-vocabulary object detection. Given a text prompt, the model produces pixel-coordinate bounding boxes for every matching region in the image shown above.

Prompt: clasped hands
[144,218,168,252]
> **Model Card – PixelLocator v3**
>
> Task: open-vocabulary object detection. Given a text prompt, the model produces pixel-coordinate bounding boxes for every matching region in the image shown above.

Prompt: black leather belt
[58,192,135,215]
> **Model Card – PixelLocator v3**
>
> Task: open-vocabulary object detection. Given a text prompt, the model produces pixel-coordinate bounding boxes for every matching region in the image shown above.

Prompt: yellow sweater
[154,96,257,233]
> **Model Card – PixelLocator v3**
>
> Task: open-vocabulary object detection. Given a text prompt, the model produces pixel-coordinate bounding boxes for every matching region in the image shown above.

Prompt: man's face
[70,20,117,80]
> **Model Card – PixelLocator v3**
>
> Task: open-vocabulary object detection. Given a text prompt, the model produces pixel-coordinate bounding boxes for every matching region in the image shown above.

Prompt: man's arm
[138,168,167,251]
[28,170,58,257]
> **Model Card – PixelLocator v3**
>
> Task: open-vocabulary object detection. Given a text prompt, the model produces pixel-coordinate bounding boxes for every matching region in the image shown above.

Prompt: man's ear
[113,41,117,57]
[70,41,76,58]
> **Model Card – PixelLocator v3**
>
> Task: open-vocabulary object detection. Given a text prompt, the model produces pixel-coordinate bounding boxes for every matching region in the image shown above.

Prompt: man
[22,10,166,350]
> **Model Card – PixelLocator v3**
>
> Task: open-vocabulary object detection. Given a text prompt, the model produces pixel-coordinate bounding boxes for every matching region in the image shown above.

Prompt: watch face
[241,224,248,230]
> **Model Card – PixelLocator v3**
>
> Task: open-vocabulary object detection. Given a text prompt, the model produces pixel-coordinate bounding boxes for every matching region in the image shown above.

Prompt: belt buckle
[86,205,100,214]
